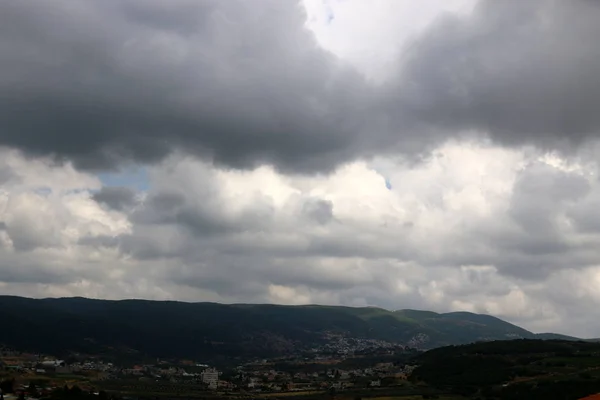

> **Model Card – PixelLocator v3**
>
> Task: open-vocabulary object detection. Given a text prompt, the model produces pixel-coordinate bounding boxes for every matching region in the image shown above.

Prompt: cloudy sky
[1,0,600,337]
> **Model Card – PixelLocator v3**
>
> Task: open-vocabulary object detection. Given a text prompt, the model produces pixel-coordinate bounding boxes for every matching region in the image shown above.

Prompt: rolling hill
[0,296,576,360]
[411,339,600,399]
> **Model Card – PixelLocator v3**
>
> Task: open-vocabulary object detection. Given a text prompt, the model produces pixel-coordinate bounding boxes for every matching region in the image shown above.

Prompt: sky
[1,0,600,337]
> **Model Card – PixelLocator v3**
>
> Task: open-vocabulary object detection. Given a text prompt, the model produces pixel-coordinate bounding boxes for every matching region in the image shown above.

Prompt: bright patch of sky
[303,0,477,80]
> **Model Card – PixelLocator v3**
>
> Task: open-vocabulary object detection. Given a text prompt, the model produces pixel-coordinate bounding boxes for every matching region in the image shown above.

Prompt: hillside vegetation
[411,339,600,399]
[0,296,575,360]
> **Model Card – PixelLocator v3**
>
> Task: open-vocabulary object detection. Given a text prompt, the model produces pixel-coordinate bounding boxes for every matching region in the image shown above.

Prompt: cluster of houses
[2,357,417,393]
[0,357,113,377]
[120,365,221,390]
[234,362,418,392]
[308,335,405,356]
[0,343,419,395]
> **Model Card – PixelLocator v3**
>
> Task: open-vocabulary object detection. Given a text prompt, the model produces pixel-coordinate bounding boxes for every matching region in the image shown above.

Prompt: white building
[247,377,260,389]
[41,360,65,367]
[201,368,220,390]
[370,380,381,387]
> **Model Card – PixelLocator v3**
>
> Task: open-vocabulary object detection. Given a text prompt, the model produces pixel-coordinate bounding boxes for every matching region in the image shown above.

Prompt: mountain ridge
[0,295,580,360]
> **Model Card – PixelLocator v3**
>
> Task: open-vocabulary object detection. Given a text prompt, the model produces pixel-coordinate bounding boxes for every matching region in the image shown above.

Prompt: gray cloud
[4,219,64,252]
[2,1,600,174]
[302,198,334,225]
[92,186,137,211]
[568,194,600,234]
[0,0,374,173]
[0,264,70,285]
[78,235,121,249]
[130,190,274,237]
[0,169,14,185]
[398,0,600,152]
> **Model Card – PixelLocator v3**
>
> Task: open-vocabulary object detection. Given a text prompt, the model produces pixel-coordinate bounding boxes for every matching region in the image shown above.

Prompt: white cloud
[0,149,130,283]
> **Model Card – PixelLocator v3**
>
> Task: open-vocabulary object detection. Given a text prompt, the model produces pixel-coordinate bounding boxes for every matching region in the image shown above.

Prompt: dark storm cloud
[398,0,600,151]
[4,0,600,173]
[0,0,373,173]
[92,186,137,211]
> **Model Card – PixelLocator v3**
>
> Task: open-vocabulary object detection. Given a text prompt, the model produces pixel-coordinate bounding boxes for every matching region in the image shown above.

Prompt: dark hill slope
[411,339,600,399]
[0,296,574,359]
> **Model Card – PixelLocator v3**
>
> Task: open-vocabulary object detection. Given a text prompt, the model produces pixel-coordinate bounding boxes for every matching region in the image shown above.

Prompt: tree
[69,385,83,397]
[329,387,336,399]
[28,382,39,398]
[0,379,14,394]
